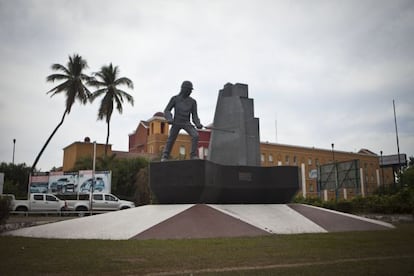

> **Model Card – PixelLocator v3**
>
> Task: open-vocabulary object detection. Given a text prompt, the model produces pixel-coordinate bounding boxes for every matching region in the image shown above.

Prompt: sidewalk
[1,215,75,233]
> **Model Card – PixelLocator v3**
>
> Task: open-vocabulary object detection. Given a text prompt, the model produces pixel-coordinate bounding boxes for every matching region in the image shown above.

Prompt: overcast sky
[1,0,413,171]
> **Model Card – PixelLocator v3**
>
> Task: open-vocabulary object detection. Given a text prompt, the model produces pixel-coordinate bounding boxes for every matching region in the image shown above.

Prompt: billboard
[29,173,49,194]
[380,154,407,166]
[78,170,111,193]
[48,172,78,194]
[318,160,360,191]
[29,171,111,194]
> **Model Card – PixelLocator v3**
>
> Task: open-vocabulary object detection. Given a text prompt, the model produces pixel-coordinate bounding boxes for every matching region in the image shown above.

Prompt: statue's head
[180,80,193,98]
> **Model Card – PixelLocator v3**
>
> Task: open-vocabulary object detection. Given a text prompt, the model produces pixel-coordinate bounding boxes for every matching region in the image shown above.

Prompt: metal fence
[317,159,360,195]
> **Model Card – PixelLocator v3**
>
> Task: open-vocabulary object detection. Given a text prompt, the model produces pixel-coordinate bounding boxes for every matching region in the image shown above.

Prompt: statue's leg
[184,125,199,159]
[161,125,180,160]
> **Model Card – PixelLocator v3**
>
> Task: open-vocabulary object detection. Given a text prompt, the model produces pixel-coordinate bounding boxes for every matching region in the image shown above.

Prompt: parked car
[65,193,134,215]
[11,193,67,213]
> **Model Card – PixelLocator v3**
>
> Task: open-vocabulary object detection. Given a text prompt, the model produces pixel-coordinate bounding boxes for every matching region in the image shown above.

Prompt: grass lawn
[0,223,413,275]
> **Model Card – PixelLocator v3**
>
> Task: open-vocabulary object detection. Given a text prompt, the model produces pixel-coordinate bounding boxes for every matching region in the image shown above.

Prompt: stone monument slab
[150,160,300,204]
[208,83,260,166]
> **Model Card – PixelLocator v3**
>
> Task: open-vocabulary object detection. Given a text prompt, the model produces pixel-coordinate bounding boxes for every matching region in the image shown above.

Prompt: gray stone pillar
[207,83,260,166]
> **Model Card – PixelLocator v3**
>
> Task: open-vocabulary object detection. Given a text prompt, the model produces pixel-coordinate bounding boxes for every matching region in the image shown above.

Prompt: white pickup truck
[11,193,67,213]
[65,193,135,214]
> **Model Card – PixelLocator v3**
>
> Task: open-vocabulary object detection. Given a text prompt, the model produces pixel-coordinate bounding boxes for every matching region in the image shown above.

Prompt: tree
[0,162,31,198]
[72,155,148,201]
[134,167,151,206]
[401,166,414,188]
[31,54,91,172]
[89,63,134,155]
[72,154,116,172]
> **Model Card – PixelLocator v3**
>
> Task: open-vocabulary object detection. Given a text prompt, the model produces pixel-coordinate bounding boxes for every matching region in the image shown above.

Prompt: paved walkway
[2,204,394,240]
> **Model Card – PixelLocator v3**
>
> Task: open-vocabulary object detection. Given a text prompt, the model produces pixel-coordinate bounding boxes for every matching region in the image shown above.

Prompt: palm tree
[89,63,134,155]
[31,54,91,172]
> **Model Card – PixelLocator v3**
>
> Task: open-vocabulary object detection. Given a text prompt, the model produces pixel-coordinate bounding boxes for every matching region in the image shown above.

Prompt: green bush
[333,200,353,213]
[0,197,11,225]
[292,187,414,215]
[292,195,323,207]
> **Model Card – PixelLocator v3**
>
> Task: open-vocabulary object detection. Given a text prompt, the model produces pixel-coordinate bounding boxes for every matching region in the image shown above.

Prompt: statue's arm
[164,96,176,123]
[191,100,202,128]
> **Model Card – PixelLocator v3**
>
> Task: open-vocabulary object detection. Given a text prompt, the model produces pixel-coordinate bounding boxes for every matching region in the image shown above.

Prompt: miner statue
[161,81,203,161]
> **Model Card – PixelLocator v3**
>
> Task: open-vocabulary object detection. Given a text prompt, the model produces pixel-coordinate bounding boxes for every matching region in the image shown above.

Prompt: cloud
[0,0,413,170]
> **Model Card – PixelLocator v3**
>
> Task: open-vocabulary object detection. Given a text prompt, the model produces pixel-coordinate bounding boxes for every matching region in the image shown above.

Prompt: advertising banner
[29,173,49,194]
[48,172,78,194]
[78,171,111,193]
[380,154,407,166]
[29,171,112,194]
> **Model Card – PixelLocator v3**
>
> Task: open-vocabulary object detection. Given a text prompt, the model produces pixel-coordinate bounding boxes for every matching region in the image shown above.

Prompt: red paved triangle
[288,204,391,232]
[132,204,268,240]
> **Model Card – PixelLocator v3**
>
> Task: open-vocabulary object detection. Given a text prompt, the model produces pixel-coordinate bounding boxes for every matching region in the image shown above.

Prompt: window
[180,145,186,156]
[309,184,314,192]
[93,194,103,200]
[105,194,117,201]
[308,158,312,165]
[293,156,297,165]
[161,122,165,134]
[198,147,209,159]
[269,154,273,163]
[285,155,290,165]
[261,154,265,162]
[46,195,57,202]
[34,194,43,200]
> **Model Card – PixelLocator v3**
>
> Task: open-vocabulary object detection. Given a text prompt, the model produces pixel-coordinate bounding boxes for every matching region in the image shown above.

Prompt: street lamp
[89,141,97,216]
[380,150,385,188]
[12,139,16,164]
[331,143,338,201]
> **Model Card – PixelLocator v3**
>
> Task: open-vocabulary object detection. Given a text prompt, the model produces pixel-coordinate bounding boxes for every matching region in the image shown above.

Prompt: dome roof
[153,112,165,117]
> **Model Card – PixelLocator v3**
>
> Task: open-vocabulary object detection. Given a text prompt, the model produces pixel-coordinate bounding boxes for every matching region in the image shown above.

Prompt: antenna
[275,113,278,143]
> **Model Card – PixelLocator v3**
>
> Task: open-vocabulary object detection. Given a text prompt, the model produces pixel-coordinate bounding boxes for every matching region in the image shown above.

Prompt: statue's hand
[196,124,203,129]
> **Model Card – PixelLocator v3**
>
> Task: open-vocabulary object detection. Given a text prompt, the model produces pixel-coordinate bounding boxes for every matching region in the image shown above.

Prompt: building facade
[128,112,211,160]
[260,143,394,199]
[62,138,113,172]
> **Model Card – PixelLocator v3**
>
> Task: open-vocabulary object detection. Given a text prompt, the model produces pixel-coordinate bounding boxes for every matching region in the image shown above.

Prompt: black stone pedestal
[149,160,300,204]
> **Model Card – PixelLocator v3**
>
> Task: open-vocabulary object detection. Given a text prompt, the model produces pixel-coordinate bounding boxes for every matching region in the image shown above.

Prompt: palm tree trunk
[31,110,68,172]
[105,120,110,156]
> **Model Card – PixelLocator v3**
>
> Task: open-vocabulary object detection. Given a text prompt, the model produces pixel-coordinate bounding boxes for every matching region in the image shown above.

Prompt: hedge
[0,197,11,225]
[292,187,414,215]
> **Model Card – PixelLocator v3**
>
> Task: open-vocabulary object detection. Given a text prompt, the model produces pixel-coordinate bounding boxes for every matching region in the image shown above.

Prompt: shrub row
[0,197,11,225]
[293,187,414,215]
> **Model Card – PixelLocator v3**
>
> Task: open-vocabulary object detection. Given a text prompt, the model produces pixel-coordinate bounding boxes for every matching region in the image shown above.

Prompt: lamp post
[380,150,385,188]
[90,141,97,216]
[331,143,338,201]
[12,139,16,164]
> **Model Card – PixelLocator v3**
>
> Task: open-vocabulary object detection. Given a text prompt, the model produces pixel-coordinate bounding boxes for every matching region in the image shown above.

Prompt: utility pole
[393,100,402,187]
[12,139,16,164]
[380,150,385,188]
[332,143,338,201]
[90,141,96,216]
